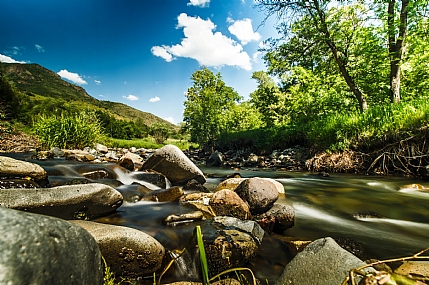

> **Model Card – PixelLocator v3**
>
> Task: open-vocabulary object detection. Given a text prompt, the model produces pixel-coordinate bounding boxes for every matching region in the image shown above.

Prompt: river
[3,154,429,283]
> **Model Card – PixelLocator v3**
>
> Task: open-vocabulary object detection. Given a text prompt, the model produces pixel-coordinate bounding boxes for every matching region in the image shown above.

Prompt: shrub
[33,111,106,150]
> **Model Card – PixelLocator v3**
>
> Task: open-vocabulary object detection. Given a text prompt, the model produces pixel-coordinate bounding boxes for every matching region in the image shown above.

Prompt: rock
[215,177,246,192]
[179,192,214,204]
[50,146,65,157]
[0,207,103,285]
[64,150,96,162]
[165,279,241,285]
[254,204,295,233]
[95,143,108,154]
[274,237,373,285]
[119,152,144,171]
[273,236,312,256]
[0,183,123,219]
[209,189,251,220]
[206,150,223,166]
[201,217,263,277]
[394,261,429,278]
[183,179,208,192]
[0,178,41,189]
[0,155,48,182]
[213,216,265,244]
[131,171,170,189]
[163,211,204,226]
[235,178,279,215]
[71,220,165,278]
[141,144,206,185]
[31,150,54,160]
[142,186,184,202]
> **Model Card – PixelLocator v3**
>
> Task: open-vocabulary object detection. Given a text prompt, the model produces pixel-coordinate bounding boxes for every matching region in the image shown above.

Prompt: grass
[107,137,199,151]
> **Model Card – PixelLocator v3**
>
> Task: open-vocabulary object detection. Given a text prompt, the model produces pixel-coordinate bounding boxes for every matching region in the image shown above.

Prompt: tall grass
[107,137,199,151]
[33,111,106,150]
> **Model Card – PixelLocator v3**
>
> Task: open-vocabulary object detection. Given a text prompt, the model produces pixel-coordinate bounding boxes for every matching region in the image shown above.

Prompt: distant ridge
[0,62,176,128]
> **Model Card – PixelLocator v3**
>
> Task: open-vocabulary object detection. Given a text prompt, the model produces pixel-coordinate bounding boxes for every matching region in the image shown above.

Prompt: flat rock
[0,207,103,285]
[71,220,165,278]
[274,237,373,285]
[141,144,206,185]
[0,155,47,181]
[0,183,123,219]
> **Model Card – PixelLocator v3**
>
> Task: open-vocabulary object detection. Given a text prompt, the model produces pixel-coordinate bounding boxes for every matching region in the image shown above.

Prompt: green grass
[107,137,199,150]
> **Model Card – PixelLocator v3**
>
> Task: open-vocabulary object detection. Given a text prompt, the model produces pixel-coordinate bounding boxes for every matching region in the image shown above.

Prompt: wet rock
[254,204,295,233]
[0,178,41,189]
[209,189,251,220]
[334,237,373,261]
[274,237,373,285]
[115,184,144,203]
[0,155,48,181]
[235,178,279,215]
[142,144,206,185]
[163,211,204,226]
[71,220,165,278]
[179,193,216,218]
[353,211,385,219]
[131,171,170,189]
[0,183,123,219]
[0,207,103,285]
[215,177,246,192]
[394,261,429,278]
[273,236,312,256]
[165,279,241,285]
[142,186,184,202]
[201,217,263,277]
[64,150,96,162]
[183,179,208,192]
[206,150,223,166]
[31,150,54,160]
[119,152,144,171]
[213,216,265,244]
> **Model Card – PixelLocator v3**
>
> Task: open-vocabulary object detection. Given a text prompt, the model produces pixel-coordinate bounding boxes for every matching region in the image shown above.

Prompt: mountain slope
[0,62,176,128]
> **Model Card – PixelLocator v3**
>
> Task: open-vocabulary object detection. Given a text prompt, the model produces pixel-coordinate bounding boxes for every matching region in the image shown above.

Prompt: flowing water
[4,154,429,283]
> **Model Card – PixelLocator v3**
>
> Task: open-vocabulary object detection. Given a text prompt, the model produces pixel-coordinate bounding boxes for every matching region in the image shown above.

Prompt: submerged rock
[72,220,165,278]
[0,207,103,285]
[141,144,206,185]
[0,183,123,219]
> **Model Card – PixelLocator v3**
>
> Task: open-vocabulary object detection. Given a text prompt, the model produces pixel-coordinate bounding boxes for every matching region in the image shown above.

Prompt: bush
[33,111,106,150]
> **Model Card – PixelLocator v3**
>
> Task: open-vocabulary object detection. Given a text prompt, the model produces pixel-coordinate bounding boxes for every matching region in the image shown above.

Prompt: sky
[0,0,278,125]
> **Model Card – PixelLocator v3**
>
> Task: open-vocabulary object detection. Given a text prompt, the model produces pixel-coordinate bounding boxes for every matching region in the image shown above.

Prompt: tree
[149,123,170,144]
[257,0,369,111]
[183,67,242,146]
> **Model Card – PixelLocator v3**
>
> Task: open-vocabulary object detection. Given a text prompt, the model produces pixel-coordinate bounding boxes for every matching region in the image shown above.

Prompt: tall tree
[256,0,369,111]
[183,67,241,145]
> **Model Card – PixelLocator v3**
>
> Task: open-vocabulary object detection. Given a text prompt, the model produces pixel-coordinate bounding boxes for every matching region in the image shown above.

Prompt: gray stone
[142,144,206,185]
[255,203,295,233]
[0,155,47,181]
[213,216,265,244]
[71,220,165,278]
[0,183,123,219]
[206,150,223,166]
[0,207,103,285]
[119,152,144,171]
[235,177,279,215]
[274,237,373,285]
[95,143,108,154]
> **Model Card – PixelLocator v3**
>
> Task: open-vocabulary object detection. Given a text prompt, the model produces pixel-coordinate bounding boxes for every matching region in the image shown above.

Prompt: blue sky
[0,0,277,125]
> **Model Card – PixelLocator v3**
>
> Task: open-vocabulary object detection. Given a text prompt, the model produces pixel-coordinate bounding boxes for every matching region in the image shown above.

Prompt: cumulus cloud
[35,44,45,52]
[149,96,160,103]
[151,46,174,62]
[94,80,101,85]
[151,13,252,71]
[0,54,26,63]
[123,95,138,101]
[187,0,210,7]
[164,117,175,124]
[228,18,261,45]
[57,70,88,85]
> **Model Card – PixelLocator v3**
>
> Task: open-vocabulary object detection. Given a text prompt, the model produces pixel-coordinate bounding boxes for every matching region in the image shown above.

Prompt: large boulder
[141,144,206,185]
[71,220,165,278]
[0,183,123,219]
[0,207,103,285]
[235,178,279,215]
[0,155,48,184]
[274,237,373,285]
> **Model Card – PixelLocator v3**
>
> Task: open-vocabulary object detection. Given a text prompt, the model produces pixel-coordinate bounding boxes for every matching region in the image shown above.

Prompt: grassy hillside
[0,62,177,129]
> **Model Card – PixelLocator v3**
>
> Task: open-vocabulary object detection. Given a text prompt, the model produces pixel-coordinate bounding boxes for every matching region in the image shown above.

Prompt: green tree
[149,122,170,144]
[183,67,242,145]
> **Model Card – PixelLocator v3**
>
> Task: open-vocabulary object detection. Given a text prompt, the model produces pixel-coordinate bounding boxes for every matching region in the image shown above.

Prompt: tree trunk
[388,0,409,103]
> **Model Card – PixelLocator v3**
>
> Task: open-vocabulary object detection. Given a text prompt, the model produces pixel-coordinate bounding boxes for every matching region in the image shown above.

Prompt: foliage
[149,123,170,144]
[32,111,106,150]
[183,67,242,146]
[107,137,198,151]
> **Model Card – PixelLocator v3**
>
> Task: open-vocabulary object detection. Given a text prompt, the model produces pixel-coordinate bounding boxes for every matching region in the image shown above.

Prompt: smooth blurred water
[3,154,429,283]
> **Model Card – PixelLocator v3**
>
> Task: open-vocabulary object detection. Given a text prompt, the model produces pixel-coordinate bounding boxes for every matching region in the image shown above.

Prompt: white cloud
[164,117,175,124]
[151,46,174,62]
[123,95,138,101]
[228,18,261,45]
[187,0,210,7]
[57,69,88,85]
[94,80,101,85]
[0,54,26,64]
[151,13,252,71]
[149,96,160,103]
[35,44,45,52]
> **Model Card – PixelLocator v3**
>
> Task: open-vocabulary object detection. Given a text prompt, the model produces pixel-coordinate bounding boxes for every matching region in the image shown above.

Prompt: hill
[0,62,177,129]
